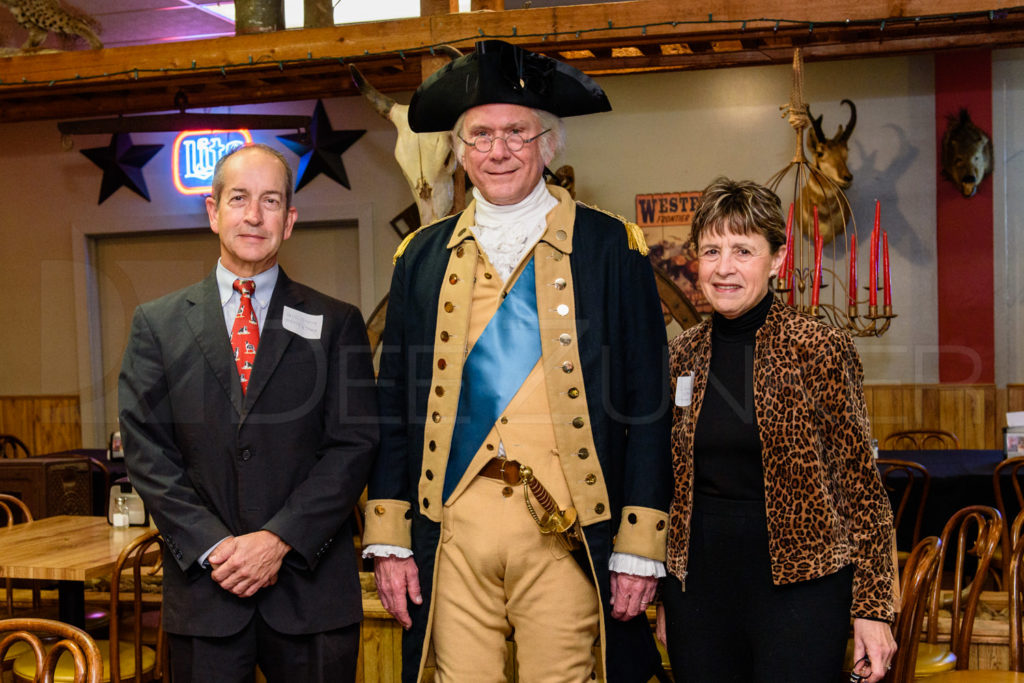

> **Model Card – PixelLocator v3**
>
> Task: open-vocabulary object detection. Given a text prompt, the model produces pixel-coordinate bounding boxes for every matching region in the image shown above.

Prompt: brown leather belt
[477,457,523,485]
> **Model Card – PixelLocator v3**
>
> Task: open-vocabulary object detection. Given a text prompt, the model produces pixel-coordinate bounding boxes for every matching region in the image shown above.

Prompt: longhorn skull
[798,99,857,244]
[942,109,993,198]
[349,52,461,226]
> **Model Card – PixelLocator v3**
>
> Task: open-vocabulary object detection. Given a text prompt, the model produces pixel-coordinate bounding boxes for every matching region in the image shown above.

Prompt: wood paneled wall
[864,384,998,449]
[0,396,82,455]
[0,387,1021,457]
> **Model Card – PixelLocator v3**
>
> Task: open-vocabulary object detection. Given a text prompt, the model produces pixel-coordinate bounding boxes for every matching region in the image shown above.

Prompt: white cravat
[470,179,557,283]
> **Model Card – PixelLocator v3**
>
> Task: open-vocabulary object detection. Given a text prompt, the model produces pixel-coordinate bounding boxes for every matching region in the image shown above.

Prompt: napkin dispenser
[107,479,149,527]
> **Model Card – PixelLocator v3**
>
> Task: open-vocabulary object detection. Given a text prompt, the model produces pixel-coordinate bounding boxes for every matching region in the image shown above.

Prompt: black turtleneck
[693,291,773,500]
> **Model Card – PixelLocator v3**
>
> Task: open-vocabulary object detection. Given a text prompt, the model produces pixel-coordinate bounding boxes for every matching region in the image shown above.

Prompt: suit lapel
[244,269,302,411]
[185,271,244,416]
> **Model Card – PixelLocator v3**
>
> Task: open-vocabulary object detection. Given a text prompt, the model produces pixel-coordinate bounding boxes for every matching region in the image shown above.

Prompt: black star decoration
[278,99,365,192]
[81,133,163,204]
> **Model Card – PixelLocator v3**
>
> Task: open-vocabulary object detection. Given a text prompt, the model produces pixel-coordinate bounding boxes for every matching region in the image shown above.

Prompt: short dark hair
[210,143,294,210]
[690,177,786,254]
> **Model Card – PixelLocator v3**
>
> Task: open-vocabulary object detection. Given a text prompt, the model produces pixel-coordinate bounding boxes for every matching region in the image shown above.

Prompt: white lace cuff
[608,552,666,578]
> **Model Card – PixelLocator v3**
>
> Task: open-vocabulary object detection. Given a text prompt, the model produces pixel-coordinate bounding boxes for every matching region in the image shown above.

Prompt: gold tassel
[624,221,650,256]
[578,202,650,256]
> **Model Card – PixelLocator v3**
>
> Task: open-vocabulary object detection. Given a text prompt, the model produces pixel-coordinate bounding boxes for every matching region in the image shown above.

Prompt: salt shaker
[113,496,130,527]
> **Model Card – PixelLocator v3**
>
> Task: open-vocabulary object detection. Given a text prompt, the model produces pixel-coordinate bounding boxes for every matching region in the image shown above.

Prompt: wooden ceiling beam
[0,0,1019,123]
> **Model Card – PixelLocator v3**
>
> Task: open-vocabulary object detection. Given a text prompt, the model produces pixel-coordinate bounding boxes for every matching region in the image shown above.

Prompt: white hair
[451,107,566,166]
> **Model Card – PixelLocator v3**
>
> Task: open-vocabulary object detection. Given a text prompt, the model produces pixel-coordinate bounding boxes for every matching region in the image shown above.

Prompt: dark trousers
[662,493,853,683]
[168,612,359,683]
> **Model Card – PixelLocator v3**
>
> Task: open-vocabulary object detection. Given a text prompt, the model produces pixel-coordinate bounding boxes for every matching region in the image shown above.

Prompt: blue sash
[443,257,542,501]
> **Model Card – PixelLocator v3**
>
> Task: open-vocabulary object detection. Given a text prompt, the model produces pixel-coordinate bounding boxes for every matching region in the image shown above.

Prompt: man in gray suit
[119,143,377,682]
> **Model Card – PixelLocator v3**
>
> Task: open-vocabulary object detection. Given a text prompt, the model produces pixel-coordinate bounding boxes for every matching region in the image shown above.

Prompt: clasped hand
[209,530,291,599]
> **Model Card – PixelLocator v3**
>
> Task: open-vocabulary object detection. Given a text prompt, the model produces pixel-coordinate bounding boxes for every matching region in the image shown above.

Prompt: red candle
[869,200,880,307]
[848,233,857,309]
[812,205,823,307]
[781,203,794,287]
[882,231,891,308]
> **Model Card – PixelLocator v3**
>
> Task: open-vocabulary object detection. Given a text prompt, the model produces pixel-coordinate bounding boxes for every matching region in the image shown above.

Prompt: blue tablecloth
[877,449,1010,545]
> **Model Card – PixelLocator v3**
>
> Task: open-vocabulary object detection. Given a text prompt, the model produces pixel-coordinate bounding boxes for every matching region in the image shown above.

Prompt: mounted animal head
[349,48,462,226]
[942,109,993,198]
[807,99,857,189]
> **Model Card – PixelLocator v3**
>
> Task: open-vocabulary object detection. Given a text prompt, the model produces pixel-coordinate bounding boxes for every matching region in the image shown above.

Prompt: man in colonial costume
[363,40,671,682]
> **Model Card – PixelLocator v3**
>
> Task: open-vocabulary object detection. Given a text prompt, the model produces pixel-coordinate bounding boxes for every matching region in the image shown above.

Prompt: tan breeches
[432,475,600,683]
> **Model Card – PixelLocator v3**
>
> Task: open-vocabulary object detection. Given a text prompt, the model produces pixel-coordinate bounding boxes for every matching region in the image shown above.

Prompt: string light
[1,6,1019,90]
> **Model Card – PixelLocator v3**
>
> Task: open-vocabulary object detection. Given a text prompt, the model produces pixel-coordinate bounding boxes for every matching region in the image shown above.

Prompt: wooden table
[0,515,154,627]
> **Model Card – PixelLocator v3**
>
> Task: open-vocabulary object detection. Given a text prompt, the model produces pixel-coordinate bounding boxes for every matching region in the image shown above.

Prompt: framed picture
[1005,428,1024,458]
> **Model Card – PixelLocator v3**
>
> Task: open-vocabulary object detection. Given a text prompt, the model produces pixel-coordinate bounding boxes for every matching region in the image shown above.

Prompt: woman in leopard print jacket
[656,177,897,683]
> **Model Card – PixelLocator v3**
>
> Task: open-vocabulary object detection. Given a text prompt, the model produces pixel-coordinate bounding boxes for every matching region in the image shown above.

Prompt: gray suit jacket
[119,268,378,637]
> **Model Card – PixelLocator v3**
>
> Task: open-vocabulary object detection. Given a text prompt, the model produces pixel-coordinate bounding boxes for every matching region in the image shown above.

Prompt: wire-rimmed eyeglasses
[458,129,551,153]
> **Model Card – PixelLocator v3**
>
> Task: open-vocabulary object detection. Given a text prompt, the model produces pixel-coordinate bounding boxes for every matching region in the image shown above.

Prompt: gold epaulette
[578,202,650,256]
[392,215,450,264]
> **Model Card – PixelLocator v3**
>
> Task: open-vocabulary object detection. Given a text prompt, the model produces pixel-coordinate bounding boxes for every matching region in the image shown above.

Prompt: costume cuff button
[628,513,637,524]
[423,498,430,509]
[428,440,437,451]
[425,469,434,480]
[432,412,442,423]
[374,505,386,516]
[585,473,597,485]
[657,520,666,530]
[594,503,605,514]
[444,302,454,313]
[449,274,459,285]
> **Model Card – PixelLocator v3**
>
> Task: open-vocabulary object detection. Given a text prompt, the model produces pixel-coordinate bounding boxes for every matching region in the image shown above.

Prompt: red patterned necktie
[230,279,259,393]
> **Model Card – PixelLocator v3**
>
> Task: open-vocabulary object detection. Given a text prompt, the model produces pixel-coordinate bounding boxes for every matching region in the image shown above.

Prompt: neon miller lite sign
[172,129,253,195]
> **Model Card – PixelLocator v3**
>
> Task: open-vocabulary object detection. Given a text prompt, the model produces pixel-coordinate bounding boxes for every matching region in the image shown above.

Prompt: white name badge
[282,306,323,340]
[675,374,693,407]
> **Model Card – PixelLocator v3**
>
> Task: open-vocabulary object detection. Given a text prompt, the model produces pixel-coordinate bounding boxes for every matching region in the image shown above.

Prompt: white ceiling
[0,0,626,50]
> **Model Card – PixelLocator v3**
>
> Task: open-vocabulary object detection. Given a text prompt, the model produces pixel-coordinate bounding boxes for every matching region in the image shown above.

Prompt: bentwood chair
[12,530,166,682]
[993,460,1024,588]
[924,532,1024,681]
[881,536,942,683]
[0,618,102,683]
[0,435,30,459]
[915,506,1003,677]
[0,495,42,617]
[883,429,961,451]
[877,459,931,565]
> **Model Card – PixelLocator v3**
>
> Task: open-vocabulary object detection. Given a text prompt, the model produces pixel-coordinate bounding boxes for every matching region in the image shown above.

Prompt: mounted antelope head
[349,48,462,226]
[942,109,993,198]
[798,99,857,244]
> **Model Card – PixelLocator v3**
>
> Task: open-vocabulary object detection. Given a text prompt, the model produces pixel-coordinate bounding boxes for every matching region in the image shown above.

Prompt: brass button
[444,302,454,313]
[432,411,441,423]
[423,498,430,509]
[429,440,437,451]
[628,513,638,524]
[594,503,605,514]
[425,469,434,480]
[435,386,444,397]
[500,416,509,424]
[486,443,495,451]
[456,246,465,258]
[440,331,450,342]
[572,416,585,429]
[577,448,589,459]
[559,333,571,346]
[562,361,574,373]
[484,272,493,279]
[555,229,567,241]
[556,304,570,317]
[502,486,514,498]
[438,359,447,370]
[657,520,666,531]
[585,473,597,485]
[449,274,459,285]
[568,387,580,399]
[553,278,566,290]
[374,505,386,516]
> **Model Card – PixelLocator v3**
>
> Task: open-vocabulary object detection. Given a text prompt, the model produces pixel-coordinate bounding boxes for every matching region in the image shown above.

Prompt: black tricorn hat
[407,40,611,133]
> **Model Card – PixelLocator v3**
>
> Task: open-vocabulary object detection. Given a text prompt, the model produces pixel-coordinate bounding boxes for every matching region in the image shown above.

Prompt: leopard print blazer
[666,298,897,622]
